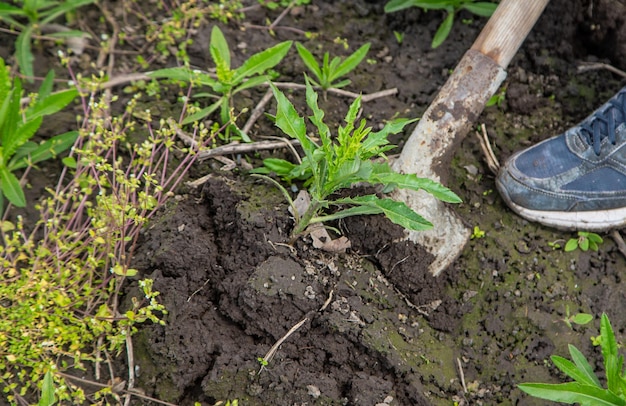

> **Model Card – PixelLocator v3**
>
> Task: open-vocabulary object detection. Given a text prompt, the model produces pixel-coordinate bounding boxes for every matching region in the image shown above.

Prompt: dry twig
[611,230,626,260]
[259,317,308,374]
[475,123,500,175]
[577,62,626,79]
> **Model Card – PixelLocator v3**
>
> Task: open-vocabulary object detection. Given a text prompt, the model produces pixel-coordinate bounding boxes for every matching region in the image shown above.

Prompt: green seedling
[564,231,603,252]
[562,305,593,329]
[393,30,405,44]
[257,357,269,367]
[486,86,507,107]
[252,78,461,237]
[148,26,292,140]
[470,225,485,239]
[0,57,78,212]
[384,0,497,48]
[0,0,94,80]
[295,42,370,92]
[519,313,626,405]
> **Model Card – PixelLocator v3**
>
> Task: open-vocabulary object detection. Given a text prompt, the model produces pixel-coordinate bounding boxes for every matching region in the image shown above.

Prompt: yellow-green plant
[0,79,214,403]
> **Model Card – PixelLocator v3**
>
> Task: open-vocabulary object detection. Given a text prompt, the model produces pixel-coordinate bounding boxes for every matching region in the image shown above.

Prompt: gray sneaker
[496,86,626,231]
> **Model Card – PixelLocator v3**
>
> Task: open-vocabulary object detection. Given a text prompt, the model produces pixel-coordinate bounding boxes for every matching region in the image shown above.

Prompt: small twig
[243,22,308,36]
[268,0,296,31]
[242,88,274,134]
[475,123,500,175]
[197,139,302,161]
[577,62,626,79]
[319,289,334,312]
[187,278,211,302]
[57,372,181,406]
[123,333,135,406]
[259,317,308,374]
[611,230,626,260]
[457,358,468,393]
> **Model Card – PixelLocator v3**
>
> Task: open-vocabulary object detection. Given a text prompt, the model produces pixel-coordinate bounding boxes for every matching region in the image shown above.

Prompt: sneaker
[496,86,626,231]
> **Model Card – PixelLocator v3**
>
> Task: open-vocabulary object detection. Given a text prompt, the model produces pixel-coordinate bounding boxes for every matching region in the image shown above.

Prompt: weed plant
[520,313,626,405]
[0,57,77,213]
[253,79,461,237]
[0,71,214,403]
[0,0,94,79]
[149,25,292,141]
[295,42,370,92]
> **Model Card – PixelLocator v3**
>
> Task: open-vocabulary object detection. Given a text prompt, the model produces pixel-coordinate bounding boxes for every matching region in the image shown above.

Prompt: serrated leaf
[0,167,26,207]
[270,84,315,158]
[518,382,626,405]
[4,116,42,158]
[334,195,433,231]
[15,26,35,81]
[371,171,461,203]
[600,314,623,394]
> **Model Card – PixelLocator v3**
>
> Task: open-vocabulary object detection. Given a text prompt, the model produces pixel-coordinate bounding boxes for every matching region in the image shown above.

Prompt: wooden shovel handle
[471,0,551,68]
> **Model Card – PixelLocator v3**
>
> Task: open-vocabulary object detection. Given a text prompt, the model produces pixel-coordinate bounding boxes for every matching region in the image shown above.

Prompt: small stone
[307,385,321,398]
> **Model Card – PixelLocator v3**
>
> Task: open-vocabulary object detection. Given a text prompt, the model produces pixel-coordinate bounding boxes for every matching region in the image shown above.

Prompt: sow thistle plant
[0,84,212,403]
[519,313,626,406]
[253,78,461,238]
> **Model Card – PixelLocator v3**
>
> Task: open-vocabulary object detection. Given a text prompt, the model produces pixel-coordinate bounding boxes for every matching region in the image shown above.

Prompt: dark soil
[4,0,626,405]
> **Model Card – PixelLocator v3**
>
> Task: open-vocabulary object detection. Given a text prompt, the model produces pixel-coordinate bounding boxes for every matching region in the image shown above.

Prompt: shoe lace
[580,88,626,155]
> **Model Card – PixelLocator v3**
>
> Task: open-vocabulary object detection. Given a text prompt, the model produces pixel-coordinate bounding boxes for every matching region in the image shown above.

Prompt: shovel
[392,0,551,276]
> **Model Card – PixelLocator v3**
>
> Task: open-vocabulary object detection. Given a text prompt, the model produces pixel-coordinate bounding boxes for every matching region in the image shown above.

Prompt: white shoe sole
[507,200,626,231]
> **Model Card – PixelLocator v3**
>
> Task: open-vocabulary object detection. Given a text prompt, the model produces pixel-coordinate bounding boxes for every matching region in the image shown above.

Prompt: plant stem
[291,199,322,237]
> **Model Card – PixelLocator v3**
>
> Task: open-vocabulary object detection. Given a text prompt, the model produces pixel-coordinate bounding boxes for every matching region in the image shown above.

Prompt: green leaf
[334,195,433,231]
[0,167,26,207]
[40,0,96,25]
[518,382,626,406]
[253,158,297,177]
[571,313,594,326]
[600,314,624,394]
[569,344,603,387]
[39,371,56,406]
[270,84,316,160]
[4,116,43,158]
[27,88,78,121]
[462,2,497,17]
[384,0,421,13]
[312,204,384,223]
[181,98,222,125]
[295,42,323,82]
[305,76,332,152]
[9,131,78,170]
[564,238,579,252]
[15,26,35,81]
[232,75,271,95]
[431,8,454,49]
[210,26,231,70]
[0,3,26,28]
[371,171,462,203]
[328,43,370,85]
[232,41,292,83]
